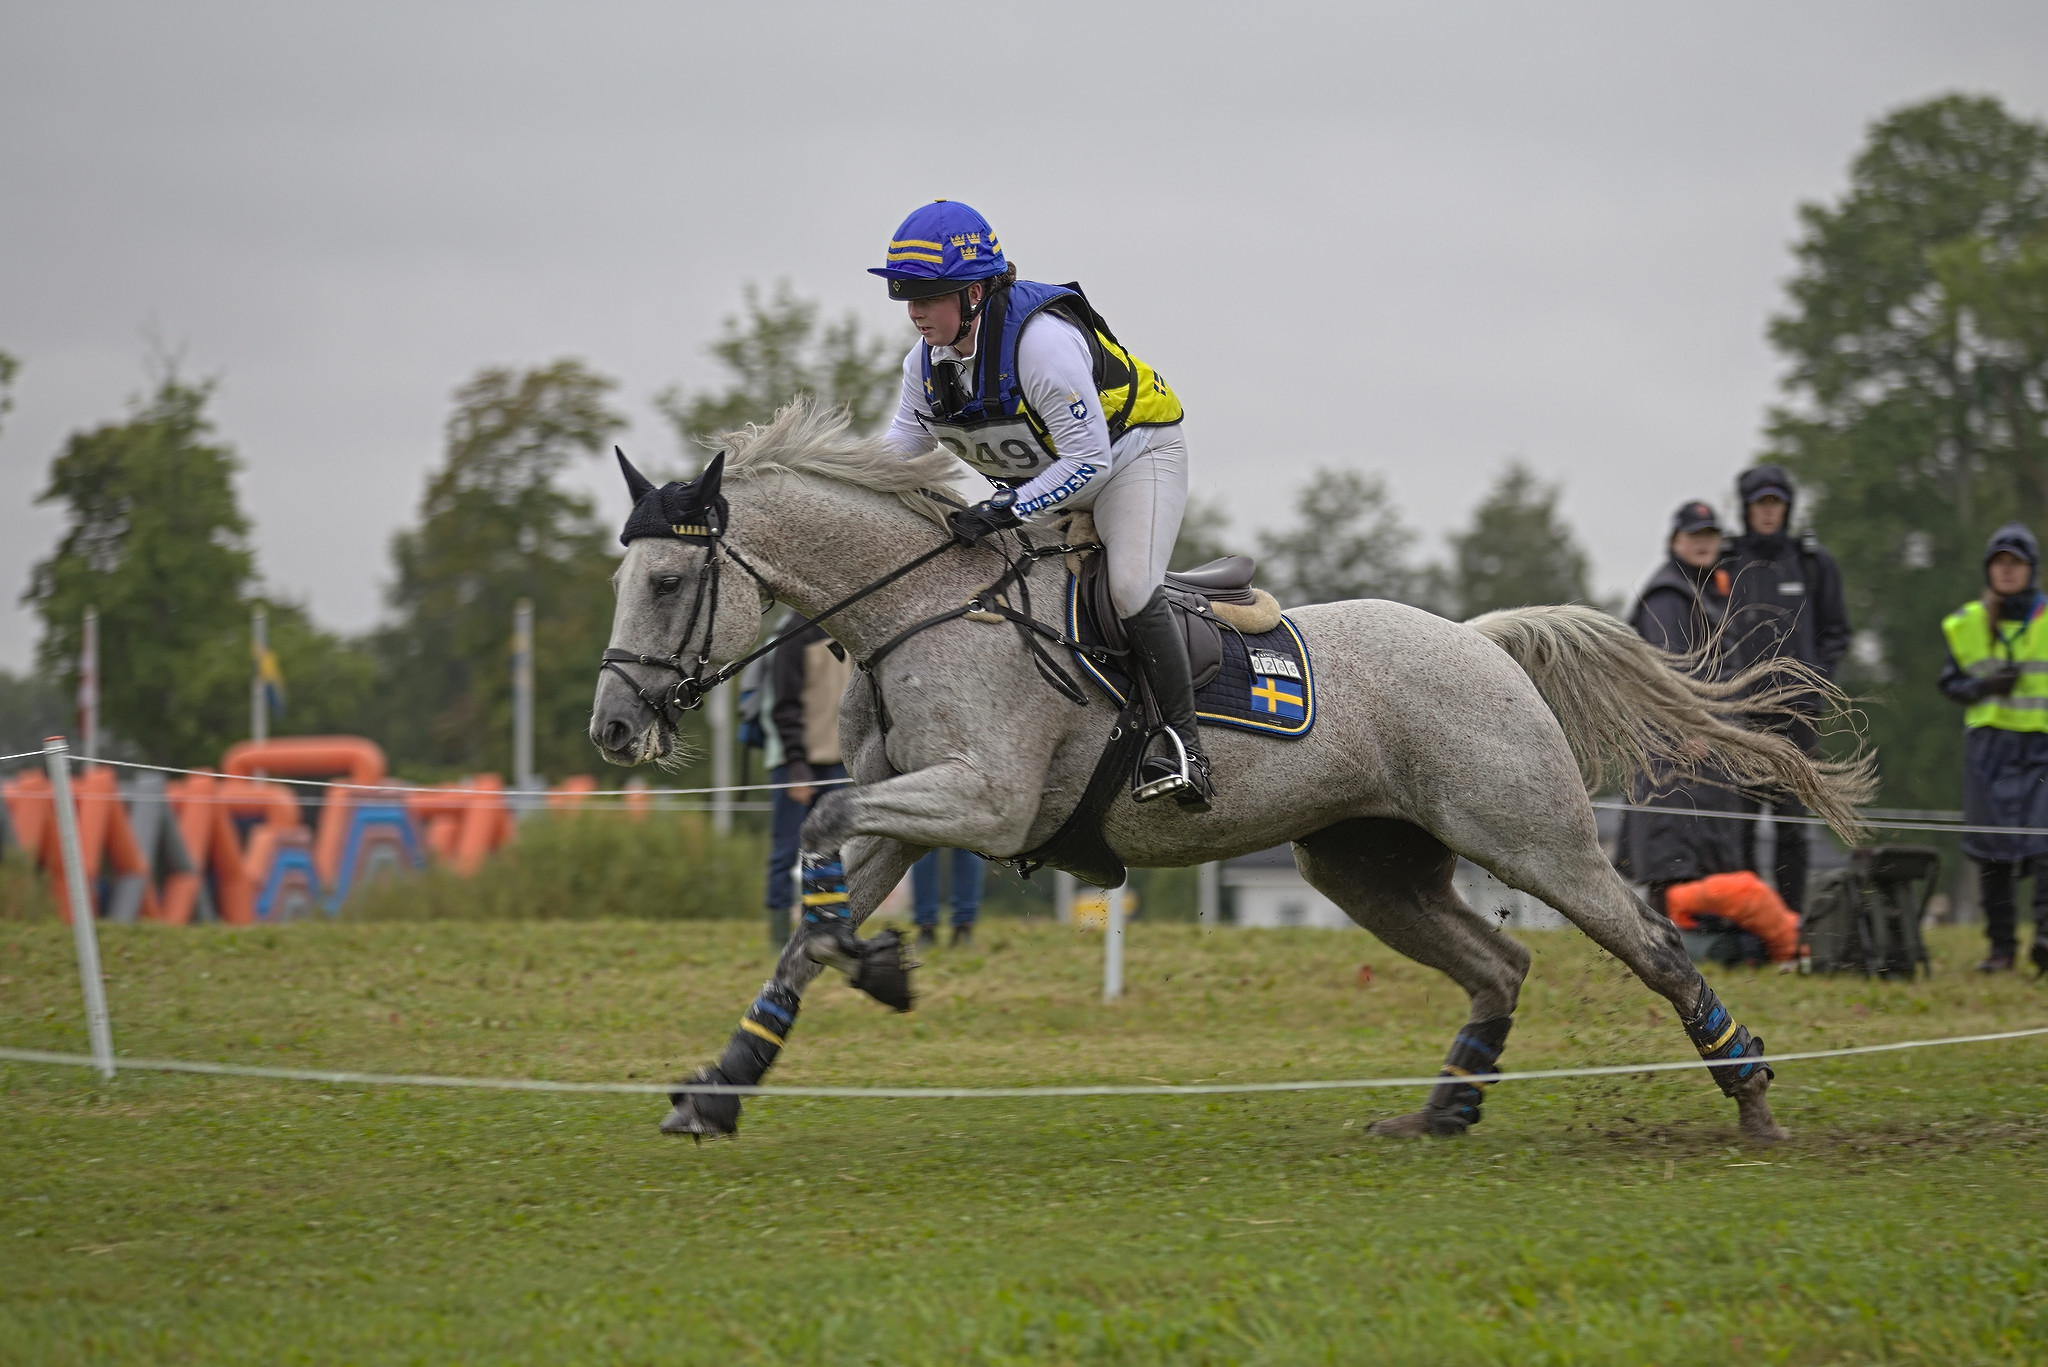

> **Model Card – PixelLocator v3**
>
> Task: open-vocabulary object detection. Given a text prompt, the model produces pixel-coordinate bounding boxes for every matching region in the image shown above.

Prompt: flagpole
[79,606,98,762]
[250,603,269,749]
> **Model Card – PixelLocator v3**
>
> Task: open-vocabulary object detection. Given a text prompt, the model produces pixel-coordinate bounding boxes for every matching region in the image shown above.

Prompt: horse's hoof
[660,1073,741,1138]
[1732,1070,1790,1145]
[1366,1110,1469,1138]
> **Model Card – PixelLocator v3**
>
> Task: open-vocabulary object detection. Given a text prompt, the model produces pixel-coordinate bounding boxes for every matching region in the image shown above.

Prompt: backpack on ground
[1800,845,1937,978]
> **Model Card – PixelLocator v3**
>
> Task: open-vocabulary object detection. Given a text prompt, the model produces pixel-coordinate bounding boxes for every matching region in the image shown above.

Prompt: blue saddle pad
[1065,576,1316,738]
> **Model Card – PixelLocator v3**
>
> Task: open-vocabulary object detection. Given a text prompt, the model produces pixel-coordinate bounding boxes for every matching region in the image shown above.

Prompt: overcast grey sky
[4,2,2046,672]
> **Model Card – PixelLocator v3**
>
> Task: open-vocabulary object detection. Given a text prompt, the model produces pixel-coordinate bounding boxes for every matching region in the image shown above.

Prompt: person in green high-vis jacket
[1940,523,2048,974]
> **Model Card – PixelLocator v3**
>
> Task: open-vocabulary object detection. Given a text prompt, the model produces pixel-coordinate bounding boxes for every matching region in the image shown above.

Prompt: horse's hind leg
[1494,840,1788,1144]
[1294,819,1531,1138]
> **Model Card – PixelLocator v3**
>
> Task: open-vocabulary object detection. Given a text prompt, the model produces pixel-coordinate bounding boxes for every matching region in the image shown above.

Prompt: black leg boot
[1121,586,1216,812]
[1980,860,2017,973]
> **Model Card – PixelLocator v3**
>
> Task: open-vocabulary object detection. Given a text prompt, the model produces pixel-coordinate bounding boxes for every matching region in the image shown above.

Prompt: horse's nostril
[601,719,633,752]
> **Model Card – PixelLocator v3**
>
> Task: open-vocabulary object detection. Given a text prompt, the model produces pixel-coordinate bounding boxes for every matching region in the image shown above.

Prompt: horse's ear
[616,446,656,503]
[697,450,725,501]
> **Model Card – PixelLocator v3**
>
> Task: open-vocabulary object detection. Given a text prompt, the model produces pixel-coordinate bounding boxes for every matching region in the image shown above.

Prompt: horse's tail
[1465,603,1875,842]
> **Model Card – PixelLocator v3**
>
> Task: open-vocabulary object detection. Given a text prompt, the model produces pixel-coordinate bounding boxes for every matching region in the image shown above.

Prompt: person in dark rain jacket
[1620,501,1749,926]
[1720,464,1851,914]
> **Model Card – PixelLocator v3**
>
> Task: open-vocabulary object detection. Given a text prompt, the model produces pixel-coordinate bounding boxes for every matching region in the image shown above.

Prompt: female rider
[870,199,1213,810]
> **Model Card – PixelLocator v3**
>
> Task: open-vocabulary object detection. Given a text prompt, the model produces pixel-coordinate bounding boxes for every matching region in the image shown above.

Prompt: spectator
[1721,464,1851,914]
[762,621,853,945]
[912,848,985,947]
[1939,523,2048,975]
[1619,500,1758,960]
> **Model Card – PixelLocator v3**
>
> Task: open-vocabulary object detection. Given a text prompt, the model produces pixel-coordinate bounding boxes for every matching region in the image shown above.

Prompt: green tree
[657,281,906,454]
[0,668,67,759]
[24,377,256,764]
[370,360,625,780]
[1257,467,1419,607]
[1169,495,1234,572]
[1766,94,2048,806]
[0,350,19,438]
[1443,462,1593,618]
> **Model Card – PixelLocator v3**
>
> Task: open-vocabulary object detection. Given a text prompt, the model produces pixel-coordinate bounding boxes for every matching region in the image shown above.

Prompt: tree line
[3,92,2044,810]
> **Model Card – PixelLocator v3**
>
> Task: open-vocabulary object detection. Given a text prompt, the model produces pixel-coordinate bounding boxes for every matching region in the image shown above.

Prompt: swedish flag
[254,641,286,718]
[1249,671,1305,720]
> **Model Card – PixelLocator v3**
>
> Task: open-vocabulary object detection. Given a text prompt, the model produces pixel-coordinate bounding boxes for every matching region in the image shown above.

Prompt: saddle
[1074,548,1282,688]
[1011,518,1293,890]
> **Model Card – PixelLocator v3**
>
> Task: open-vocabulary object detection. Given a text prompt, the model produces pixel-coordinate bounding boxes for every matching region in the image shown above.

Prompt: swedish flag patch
[1248,671,1306,721]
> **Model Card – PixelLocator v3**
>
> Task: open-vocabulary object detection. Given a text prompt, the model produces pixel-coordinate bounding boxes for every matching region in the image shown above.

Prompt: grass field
[3,915,2046,1364]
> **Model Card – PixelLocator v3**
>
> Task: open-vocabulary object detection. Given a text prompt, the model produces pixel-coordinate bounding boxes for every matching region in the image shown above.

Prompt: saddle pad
[1066,575,1316,738]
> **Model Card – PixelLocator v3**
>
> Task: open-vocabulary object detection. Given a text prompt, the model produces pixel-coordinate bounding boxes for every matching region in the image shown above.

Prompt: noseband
[599,535,778,727]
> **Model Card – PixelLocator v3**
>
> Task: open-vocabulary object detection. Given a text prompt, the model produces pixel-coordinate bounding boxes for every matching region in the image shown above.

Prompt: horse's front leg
[660,834,926,1139]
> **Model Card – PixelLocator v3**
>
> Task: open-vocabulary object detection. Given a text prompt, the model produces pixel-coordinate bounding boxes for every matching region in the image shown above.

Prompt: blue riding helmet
[868,200,1007,302]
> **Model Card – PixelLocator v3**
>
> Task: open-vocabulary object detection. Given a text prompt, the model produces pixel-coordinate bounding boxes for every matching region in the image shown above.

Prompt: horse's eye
[655,576,683,595]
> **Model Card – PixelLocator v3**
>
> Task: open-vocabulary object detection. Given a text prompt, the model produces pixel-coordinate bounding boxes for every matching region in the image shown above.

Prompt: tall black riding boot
[1121,586,1216,812]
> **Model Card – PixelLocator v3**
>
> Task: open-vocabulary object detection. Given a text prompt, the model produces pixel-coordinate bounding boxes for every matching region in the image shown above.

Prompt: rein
[599,518,1120,736]
[599,532,962,726]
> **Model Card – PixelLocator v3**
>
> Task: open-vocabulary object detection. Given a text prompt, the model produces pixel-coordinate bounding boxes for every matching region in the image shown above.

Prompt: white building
[1219,844,1568,930]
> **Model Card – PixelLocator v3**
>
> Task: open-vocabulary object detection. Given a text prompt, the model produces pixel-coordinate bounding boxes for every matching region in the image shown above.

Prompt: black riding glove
[1985,662,2022,697]
[948,491,1022,545]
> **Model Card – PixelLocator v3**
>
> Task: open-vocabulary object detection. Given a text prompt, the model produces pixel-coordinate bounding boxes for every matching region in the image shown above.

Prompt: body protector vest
[1943,597,2048,732]
[918,280,1183,484]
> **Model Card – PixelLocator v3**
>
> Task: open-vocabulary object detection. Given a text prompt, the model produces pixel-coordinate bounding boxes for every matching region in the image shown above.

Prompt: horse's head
[589,447,769,767]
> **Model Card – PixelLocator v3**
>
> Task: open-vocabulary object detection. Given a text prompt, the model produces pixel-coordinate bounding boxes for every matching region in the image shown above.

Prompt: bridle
[597,495,1119,740]
[597,525,964,731]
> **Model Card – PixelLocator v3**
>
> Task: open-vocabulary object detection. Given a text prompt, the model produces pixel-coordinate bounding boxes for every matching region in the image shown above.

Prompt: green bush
[0,848,55,922]
[346,811,767,921]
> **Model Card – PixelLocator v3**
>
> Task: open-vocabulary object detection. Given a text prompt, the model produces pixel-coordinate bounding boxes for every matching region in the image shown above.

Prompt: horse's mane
[711,396,957,529]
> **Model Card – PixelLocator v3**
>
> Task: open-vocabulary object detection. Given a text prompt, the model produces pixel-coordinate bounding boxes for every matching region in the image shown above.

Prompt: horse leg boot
[662,847,917,1139]
[1123,587,1216,812]
[1679,975,1785,1143]
[791,850,915,1011]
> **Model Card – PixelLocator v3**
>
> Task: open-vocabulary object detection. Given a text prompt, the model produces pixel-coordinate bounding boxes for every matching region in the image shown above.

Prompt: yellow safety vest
[918,280,1182,483]
[1942,598,2048,732]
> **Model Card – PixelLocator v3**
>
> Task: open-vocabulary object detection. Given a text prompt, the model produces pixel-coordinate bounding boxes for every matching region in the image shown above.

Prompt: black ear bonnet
[617,447,728,545]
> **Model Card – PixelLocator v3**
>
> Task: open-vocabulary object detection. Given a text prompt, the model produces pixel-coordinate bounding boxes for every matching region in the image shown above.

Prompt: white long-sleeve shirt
[880,307,1178,517]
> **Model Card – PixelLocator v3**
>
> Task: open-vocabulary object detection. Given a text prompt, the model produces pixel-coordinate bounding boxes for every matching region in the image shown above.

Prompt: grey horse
[589,400,1872,1144]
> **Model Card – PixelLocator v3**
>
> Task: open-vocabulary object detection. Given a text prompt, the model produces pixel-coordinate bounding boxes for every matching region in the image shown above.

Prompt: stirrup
[1132,726,1195,804]
[1133,730,1213,811]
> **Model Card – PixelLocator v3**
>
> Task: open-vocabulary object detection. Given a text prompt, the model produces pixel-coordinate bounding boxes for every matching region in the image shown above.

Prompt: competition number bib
[921,413,1058,480]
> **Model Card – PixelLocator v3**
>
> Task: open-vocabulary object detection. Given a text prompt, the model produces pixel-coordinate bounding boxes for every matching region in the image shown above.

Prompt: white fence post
[44,737,115,1079]
[1198,861,1220,926]
[1102,882,1125,1002]
[1054,870,1075,925]
[710,685,734,835]
[512,597,535,792]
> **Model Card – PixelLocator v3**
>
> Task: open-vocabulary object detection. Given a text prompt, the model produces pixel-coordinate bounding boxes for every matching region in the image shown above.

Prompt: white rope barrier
[1590,799,2048,839]
[3,1026,2043,1098]
[6,747,2039,835]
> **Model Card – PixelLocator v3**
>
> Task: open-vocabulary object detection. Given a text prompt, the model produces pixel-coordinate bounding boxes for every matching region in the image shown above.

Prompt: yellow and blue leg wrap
[671,983,804,1121]
[1420,1015,1513,1135]
[1682,983,1770,1096]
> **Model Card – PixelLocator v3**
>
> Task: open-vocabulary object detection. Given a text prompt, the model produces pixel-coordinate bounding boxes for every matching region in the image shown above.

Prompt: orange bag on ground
[1664,870,1802,963]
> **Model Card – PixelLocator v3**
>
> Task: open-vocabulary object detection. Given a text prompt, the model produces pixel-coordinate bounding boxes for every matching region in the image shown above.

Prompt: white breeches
[1064,432,1190,619]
